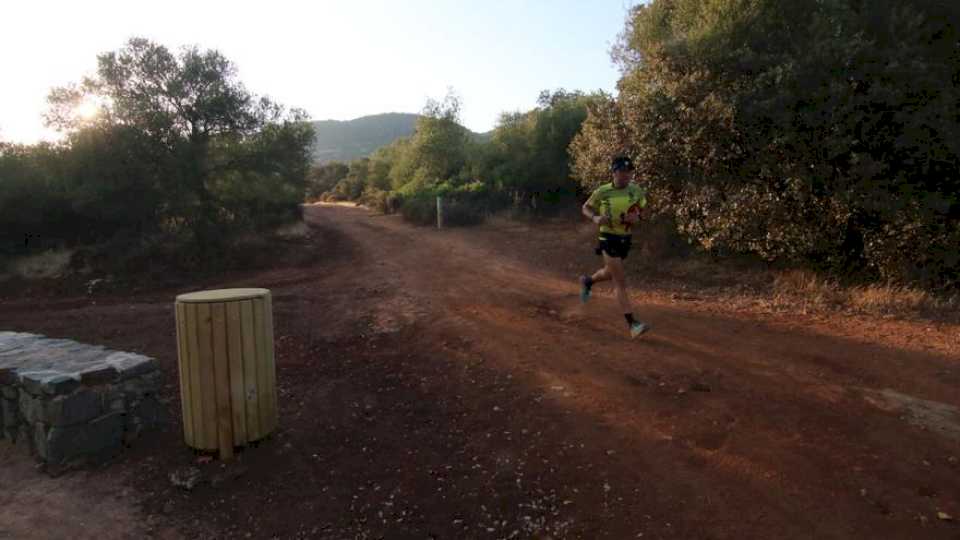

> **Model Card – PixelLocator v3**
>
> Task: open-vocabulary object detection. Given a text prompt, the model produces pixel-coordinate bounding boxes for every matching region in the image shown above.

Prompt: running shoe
[630,321,650,339]
[579,275,592,303]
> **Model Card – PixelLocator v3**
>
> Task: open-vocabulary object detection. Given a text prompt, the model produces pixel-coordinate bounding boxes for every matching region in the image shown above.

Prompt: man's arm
[582,200,609,226]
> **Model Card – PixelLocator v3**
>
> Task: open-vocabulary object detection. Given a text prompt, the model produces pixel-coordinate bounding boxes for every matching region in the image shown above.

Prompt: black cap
[611,156,635,172]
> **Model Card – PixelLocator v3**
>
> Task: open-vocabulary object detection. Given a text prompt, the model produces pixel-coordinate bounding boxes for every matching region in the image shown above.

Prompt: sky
[2,0,639,143]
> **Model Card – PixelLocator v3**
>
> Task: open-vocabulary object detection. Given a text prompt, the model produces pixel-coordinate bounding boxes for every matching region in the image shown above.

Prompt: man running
[579,156,650,338]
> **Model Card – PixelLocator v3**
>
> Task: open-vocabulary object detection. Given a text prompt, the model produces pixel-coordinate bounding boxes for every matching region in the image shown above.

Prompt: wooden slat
[226,302,247,446]
[211,303,234,460]
[253,298,270,437]
[185,303,205,449]
[262,293,278,433]
[240,300,261,441]
[175,302,194,447]
[196,303,218,450]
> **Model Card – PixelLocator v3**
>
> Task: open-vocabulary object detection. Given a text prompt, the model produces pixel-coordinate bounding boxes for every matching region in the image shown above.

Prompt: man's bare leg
[606,254,650,337]
[590,267,611,284]
[580,265,611,303]
[604,255,634,315]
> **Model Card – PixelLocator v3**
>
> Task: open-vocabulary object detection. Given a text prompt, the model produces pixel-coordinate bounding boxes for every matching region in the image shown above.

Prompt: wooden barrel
[174,288,278,459]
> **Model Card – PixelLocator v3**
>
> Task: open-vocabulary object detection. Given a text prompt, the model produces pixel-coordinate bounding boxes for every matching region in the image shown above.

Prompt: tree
[390,90,470,193]
[45,37,313,249]
[481,89,599,211]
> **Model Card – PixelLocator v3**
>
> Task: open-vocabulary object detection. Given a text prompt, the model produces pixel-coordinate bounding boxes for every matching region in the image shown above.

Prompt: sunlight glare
[76,100,99,120]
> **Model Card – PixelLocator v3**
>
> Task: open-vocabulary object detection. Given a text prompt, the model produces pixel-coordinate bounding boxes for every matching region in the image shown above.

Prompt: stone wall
[0,332,165,471]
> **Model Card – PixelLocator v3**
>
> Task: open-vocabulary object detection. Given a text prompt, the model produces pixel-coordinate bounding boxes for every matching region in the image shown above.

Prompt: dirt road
[1,203,958,539]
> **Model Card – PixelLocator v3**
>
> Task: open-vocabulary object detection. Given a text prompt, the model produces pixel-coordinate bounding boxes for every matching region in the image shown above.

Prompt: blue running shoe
[579,275,592,303]
[630,321,650,339]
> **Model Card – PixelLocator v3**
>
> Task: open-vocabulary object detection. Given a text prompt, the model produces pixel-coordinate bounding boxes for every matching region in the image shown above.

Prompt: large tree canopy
[1,37,313,268]
[572,0,960,287]
[41,37,314,251]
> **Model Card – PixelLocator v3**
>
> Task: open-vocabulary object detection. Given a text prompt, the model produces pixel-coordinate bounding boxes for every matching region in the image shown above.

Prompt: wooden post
[437,196,443,230]
[175,288,278,460]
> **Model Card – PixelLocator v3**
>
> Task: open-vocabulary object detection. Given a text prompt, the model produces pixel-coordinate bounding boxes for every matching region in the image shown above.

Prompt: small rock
[169,467,202,491]
[938,512,953,521]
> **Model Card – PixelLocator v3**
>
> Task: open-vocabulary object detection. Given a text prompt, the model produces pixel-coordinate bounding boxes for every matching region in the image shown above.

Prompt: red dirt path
[0,203,958,539]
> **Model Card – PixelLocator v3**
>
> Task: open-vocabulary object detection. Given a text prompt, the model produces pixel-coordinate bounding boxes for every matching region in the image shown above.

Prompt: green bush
[394,181,510,227]
[399,193,437,226]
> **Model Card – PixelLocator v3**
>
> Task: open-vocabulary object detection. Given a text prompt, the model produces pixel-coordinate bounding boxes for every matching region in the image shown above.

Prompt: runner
[579,156,650,338]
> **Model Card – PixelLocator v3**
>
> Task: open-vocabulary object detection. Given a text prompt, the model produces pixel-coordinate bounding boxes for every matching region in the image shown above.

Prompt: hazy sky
[2,0,638,143]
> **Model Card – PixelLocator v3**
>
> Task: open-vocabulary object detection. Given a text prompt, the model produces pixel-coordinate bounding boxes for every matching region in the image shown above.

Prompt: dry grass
[274,220,312,240]
[9,248,75,280]
[769,269,958,319]
[847,283,956,315]
[771,269,845,311]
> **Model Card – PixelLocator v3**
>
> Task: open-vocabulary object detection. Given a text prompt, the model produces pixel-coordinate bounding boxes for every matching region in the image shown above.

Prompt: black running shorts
[595,233,632,259]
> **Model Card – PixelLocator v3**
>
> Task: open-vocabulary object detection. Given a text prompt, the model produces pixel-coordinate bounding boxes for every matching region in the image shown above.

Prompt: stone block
[0,332,40,354]
[18,371,80,396]
[60,347,111,369]
[0,333,162,466]
[99,386,123,409]
[108,397,125,413]
[104,352,157,381]
[2,398,19,427]
[47,412,124,464]
[3,348,59,368]
[121,378,148,400]
[0,400,9,437]
[141,370,164,391]
[41,338,84,350]
[19,371,63,395]
[76,363,116,385]
[42,374,81,396]
[33,422,49,460]
[47,389,103,427]
[130,395,167,431]
[18,391,47,424]
[1,384,17,399]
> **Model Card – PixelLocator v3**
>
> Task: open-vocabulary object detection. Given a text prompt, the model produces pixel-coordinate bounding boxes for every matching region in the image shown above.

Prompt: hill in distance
[310,113,491,163]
